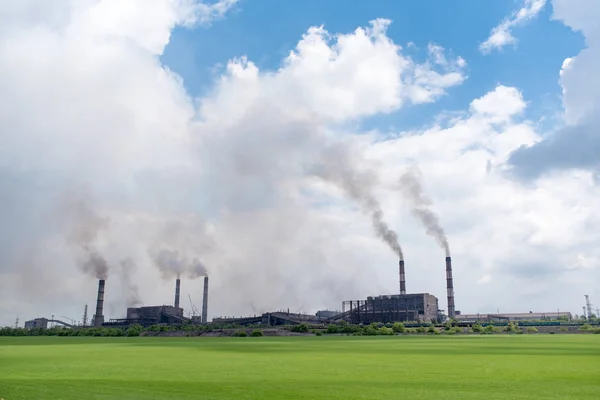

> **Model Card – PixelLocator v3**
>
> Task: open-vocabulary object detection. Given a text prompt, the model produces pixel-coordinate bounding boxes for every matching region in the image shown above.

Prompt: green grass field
[1,335,599,399]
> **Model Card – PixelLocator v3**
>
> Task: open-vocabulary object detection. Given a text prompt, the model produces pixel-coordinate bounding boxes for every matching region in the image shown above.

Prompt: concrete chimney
[398,259,406,295]
[445,257,455,319]
[174,278,181,309]
[94,279,105,327]
[201,276,209,323]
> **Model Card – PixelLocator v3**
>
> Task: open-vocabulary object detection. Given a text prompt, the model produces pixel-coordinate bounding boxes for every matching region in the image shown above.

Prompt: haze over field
[0,0,599,325]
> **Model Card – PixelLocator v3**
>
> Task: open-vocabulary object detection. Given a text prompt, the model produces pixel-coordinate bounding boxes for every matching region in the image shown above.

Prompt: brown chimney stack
[174,278,181,308]
[94,279,105,327]
[445,257,455,318]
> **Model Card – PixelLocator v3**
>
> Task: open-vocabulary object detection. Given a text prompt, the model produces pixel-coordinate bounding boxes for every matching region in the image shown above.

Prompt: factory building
[24,318,48,329]
[125,305,185,325]
[338,293,440,324]
[455,312,573,323]
[315,310,341,319]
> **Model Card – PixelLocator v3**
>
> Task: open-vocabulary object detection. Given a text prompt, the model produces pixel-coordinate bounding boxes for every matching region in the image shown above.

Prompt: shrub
[363,326,379,336]
[416,326,426,333]
[579,324,593,331]
[559,327,569,332]
[250,329,263,337]
[593,328,600,334]
[290,323,309,333]
[427,325,437,335]
[392,322,406,333]
[326,324,340,334]
[234,330,247,337]
[378,327,394,336]
[526,327,539,333]
[505,322,518,333]
[315,331,322,336]
[516,329,524,334]
[484,325,499,334]
[451,327,463,334]
[471,324,483,333]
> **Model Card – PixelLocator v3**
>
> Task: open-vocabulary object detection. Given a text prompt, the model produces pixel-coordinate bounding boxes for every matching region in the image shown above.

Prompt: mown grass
[1,335,598,399]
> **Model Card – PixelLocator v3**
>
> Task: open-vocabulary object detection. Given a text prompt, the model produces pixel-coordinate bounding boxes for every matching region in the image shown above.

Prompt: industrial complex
[21,254,591,330]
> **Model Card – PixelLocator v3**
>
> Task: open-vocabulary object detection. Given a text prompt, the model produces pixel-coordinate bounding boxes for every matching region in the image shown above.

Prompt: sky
[1,0,599,327]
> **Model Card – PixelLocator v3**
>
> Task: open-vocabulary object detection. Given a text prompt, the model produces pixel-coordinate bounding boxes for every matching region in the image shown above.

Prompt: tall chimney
[398,258,406,295]
[201,276,209,323]
[94,279,105,327]
[174,278,181,308]
[445,257,455,319]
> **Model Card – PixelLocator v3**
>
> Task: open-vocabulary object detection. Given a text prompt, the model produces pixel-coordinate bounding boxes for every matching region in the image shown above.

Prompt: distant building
[125,305,185,325]
[24,318,48,329]
[315,310,341,319]
[455,312,573,322]
[339,293,440,324]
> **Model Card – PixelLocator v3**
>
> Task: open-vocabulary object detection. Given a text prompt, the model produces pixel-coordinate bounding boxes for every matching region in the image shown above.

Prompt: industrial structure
[337,293,440,324]
[455,312,573,323]
[100,275,210,327]
[398,258,406,295]
[24,318,48,329]
[174,278,181,309]
[445,256,455,319]
[93,279,105,327]
[18,249,589,330]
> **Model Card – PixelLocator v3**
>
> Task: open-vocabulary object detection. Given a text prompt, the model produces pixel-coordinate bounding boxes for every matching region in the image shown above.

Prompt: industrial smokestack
[174,278,181,308]
[201,276,209,323]
[94,279,105,327]
[445,257,455,319]
[398,258,406,295]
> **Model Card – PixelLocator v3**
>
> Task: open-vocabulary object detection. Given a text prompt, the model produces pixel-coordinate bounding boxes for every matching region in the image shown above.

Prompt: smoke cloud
[312,143,404,259]
[398,166,450,257]
[63,195,111,279]
[119,257,141,307]
[81,250,109,281]
[151,248,209,280]
[188,258,208,279]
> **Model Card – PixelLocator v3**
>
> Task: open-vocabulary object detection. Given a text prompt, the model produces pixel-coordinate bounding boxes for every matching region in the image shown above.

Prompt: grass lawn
[0,335,599,399]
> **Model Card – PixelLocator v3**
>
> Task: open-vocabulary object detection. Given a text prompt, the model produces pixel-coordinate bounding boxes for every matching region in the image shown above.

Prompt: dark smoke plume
[152,248,187,279]
[81,250,109,280]
[119,257,141,307]
[63,195,111,279]
[188,258,208,278]
[399,166,450,257]
[312,143,403,259]
[151,248,209,280]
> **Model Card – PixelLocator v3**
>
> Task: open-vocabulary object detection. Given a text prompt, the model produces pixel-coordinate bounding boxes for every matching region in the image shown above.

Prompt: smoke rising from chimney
[119,257,141,307]
[63,194,111,279]
[399,166,450,257]
[81,250,109,280]
[153,248,187,279]
[188,258,208,279]
[151,248,209,280]
[312,144,403,259]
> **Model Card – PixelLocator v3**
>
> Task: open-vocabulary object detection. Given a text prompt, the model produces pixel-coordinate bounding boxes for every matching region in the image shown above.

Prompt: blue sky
[162,0,583,132]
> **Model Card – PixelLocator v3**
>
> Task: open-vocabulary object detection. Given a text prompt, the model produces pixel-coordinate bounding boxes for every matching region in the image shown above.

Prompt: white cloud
[469,85,527,121]
[0,1,599,327]
[552,0,600,124]
[480,0,547,54]
[507,0,600,176]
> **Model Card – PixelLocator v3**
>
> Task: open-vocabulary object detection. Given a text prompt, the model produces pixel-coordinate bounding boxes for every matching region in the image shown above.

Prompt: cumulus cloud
[0,0,598,327]
[508,0,600,178]
[480,0,547,54]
